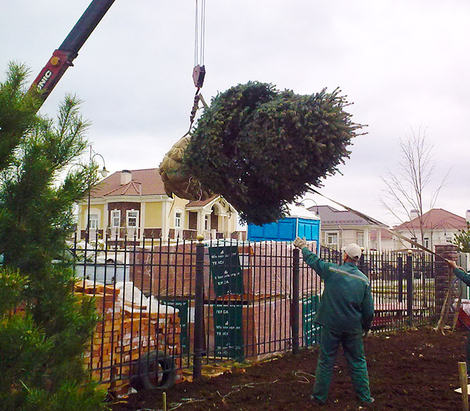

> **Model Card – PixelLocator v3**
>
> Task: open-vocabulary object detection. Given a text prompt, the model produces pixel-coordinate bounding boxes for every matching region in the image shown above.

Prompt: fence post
[406,250,413,319]
[292,247,300,355]
[358,251,367,275]
[397,255,403,303]
[193,236,205,379]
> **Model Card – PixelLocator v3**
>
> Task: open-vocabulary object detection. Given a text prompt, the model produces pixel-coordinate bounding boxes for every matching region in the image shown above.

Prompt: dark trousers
[313,326,372,404]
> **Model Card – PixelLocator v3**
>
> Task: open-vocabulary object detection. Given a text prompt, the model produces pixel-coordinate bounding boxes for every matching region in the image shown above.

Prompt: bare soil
[111,326,468,411]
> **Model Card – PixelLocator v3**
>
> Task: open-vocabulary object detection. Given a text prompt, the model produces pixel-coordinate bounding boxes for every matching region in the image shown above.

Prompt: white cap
[343,243,362,260]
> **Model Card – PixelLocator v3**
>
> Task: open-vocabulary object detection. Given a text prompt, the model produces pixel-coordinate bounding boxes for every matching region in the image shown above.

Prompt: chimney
[410,210,419,221]
[466,210,470,223]
[120,170,132,185]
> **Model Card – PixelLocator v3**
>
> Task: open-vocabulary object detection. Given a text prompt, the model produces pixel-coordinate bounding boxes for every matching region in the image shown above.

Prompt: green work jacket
[301,247,374,333]
[454,267,470,286]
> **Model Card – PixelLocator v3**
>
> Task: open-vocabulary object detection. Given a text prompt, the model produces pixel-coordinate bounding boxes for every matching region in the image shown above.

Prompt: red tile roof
[91,168,167,198]
[394,208,467,230]
[185,195,218,208]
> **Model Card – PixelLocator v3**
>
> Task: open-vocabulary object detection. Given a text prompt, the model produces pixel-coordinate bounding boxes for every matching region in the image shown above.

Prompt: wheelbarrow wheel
[131,350,176,390]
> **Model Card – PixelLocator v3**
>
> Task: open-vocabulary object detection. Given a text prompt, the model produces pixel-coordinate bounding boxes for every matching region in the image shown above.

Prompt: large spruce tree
[0,63,107,410]
[183,82,363,225]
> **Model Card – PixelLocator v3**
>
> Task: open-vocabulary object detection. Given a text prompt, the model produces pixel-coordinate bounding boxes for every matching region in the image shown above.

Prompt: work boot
[310,395,326,406]
[359,397,375,404]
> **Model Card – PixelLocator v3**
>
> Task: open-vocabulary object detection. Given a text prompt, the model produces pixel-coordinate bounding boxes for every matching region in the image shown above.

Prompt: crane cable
[188,0,207,132]
[194,0,205,68]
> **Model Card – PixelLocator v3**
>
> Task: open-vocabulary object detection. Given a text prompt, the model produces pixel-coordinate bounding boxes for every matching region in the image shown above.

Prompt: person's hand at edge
[293,237,307,250]
[446,259,464,271]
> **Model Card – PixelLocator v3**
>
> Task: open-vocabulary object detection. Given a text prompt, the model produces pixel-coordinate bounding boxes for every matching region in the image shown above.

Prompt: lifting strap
[188,91,208,132]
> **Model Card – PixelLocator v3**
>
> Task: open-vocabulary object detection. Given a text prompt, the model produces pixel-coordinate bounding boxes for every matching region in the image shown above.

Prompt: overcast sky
[2,0,469,227]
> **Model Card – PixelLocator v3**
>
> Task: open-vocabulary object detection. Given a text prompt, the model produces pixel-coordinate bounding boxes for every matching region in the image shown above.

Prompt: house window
[89,213,99,229]
[326,232,338,247]
[127,210,139,227]
[411,237,417,248]
[175,212,182,228]
[110,210,120,227]
[357,232,364,247]
[424,237,429,248]
[204,215,210,230]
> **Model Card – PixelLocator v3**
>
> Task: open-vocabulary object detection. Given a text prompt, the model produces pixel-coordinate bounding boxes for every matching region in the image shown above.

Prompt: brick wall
[434,244,458,310]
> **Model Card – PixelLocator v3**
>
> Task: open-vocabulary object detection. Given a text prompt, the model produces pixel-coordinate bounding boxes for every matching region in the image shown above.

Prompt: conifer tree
[183,82,362,225]
[0,62,107,410]
[451,223,470,253]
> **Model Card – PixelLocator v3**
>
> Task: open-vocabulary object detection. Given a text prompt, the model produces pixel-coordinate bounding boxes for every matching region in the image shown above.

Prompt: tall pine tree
[0,62,107,410]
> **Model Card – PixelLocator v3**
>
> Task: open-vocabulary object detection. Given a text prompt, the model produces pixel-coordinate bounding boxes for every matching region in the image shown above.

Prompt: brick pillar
[434,244,458,314]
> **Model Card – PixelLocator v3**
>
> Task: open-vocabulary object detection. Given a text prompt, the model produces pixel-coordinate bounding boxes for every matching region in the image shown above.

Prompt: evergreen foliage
[184,81,363,225]
[451,222,470,253]
[0,63,107,410]
[0,62,41,170]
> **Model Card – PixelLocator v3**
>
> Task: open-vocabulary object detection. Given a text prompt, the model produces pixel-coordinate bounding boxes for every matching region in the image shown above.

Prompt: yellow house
[76,168,238,244]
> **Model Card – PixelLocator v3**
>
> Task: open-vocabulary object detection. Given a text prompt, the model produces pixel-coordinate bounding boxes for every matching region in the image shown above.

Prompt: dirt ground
[111,326,469,411]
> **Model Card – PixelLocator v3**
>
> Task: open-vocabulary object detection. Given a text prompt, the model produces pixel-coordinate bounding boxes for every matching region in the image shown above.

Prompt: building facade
[393,208,468,252]
[308,205,392,251]
[76,168,238,244]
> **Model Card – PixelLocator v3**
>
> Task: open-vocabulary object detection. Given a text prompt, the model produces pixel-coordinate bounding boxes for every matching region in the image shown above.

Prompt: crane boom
[30,0,116,105]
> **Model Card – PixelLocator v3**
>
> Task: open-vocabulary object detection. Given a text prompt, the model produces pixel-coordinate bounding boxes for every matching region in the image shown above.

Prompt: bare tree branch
[380,127,450,246]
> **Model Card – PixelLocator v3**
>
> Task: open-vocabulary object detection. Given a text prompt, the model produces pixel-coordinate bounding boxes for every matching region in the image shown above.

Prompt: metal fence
[71,235,438,390]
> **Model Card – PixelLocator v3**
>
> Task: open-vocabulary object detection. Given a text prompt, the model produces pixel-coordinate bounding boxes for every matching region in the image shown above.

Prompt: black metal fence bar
[406,253,413,319]
[193,238,204,379]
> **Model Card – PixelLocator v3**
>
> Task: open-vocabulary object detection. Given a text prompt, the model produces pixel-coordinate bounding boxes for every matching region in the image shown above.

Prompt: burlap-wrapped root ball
[181,81,363,225]
[159,135,213,201]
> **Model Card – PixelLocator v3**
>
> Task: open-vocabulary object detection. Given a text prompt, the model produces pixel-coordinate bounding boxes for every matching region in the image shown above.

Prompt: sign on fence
[302,294,321,346]
[208,245,244,296]
[162,299,190,353]
[213,304,244,360]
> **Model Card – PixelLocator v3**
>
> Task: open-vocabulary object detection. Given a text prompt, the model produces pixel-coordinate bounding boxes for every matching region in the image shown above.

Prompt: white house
[392,208,468,251]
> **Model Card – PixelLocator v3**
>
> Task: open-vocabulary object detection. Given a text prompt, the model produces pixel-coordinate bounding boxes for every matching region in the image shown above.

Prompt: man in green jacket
[293,237,374,405]
[447,259,470,371]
